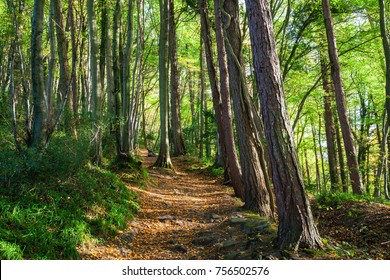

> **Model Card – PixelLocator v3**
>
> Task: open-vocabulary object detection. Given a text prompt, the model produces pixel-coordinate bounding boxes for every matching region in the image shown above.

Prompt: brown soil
[312,200,390,259]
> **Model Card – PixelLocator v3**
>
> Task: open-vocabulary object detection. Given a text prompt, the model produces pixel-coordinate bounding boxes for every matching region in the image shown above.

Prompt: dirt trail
[81,151,246,260]
[79,151,390,260]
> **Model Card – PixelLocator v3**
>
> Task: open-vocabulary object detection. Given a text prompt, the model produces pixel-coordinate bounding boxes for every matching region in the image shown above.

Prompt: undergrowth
[315,191,390,209]
[0,134,142,260]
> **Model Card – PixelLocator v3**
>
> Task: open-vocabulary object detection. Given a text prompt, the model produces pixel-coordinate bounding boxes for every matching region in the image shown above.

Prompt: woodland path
[79,151,390,260]
[80,151,251,260]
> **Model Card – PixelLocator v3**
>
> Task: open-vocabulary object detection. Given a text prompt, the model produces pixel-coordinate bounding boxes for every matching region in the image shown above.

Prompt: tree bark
[169,0,186,156]
[121,0,134,154]
[199,37,206,159]
[320,56,339,191]
[311,122,321,193]
[214,0,245,199]
[199,0,237,194]
[112,0,123,157]
[335,114,348,192]
[30,0,48,149]
[87,0,103,165]
[379,0,390,124]
[321,0,363,194]
[154,0,173,168]
[52,0,75,135]
[245,0,322,250]
[47,2,56,127]
[222,0,274,218]
[67,0,78,124]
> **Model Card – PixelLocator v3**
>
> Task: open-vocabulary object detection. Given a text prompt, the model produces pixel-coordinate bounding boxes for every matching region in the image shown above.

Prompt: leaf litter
[79,151,390,260]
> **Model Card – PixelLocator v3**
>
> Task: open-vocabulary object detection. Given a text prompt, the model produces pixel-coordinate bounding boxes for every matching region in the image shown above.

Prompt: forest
[0,0,389,260]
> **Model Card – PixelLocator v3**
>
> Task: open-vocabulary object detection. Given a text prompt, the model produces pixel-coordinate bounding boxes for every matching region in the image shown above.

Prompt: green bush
[0,134,140,259]
[316,191,389,209]
[0,164,138,259]
[0,134,90,191]
[210,166,224,178]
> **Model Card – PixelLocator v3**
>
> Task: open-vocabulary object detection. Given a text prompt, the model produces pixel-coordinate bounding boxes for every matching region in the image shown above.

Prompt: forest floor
[79,151,390,260]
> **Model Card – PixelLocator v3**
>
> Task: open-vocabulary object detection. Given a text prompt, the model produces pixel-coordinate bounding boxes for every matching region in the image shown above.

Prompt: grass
[0,134,142,260]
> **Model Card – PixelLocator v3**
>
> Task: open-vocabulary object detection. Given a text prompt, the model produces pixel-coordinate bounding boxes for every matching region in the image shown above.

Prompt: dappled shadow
[80,152,247,260]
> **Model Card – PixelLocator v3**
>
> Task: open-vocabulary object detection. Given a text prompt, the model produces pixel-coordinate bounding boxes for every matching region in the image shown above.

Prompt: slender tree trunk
[213,0,245,199]
[47,2,56,126]
[104,0,112,115]
[188,70,196,145]
[321,56,339,191]
[103,0,114,135]
[379,0,390,199]
[312,123,321,193]
[131,0,145,150]
[52,0,75,135]
[112,0,122,157]
[87,0,103,165]
[121,0,134,154]
[67,0,78,123]
[379,0,390,124]
[304,149,311,186]
[154,0,173,168]
[199,0,233,191]
[318,114,326,188]
[9,40,20,151]
[169,0,186,156]
[375,114,389,197]
[30,0,48,149]
[199,37,206,159]
[357,92,371,193]
[322,0,363,194]
[335,115,348,192]
[245,0,322,250]
[100,0,107,106]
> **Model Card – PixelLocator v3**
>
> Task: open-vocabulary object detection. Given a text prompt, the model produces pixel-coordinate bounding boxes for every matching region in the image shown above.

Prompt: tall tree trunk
[112,0,122,157]
[318,114,326,188]
[9,38,20,151]
[321,0,363,194]
[52,0,75,135]
[103,0,114,134]
[121,0,134,154]
[312,123,321,193]
[131,0,145,150]
[335,114,348,192]
[245,0,322,250]
[379,0,390,124]
[100,0,107,107]
[321,56,339,191]
[47,2,56,127]
[222,0,274,218]
[67,0,78,124]
[87,0,103,165]
[188,70,196,145]
[304,148,311,186]
[30,0,48,149]
[199,37,206,159]
[213,0,245,199]
[169,0,186,156]
[357,92,371,193]
[199,0,234,192]
[379,0,390,199]
[154,0,173,168]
